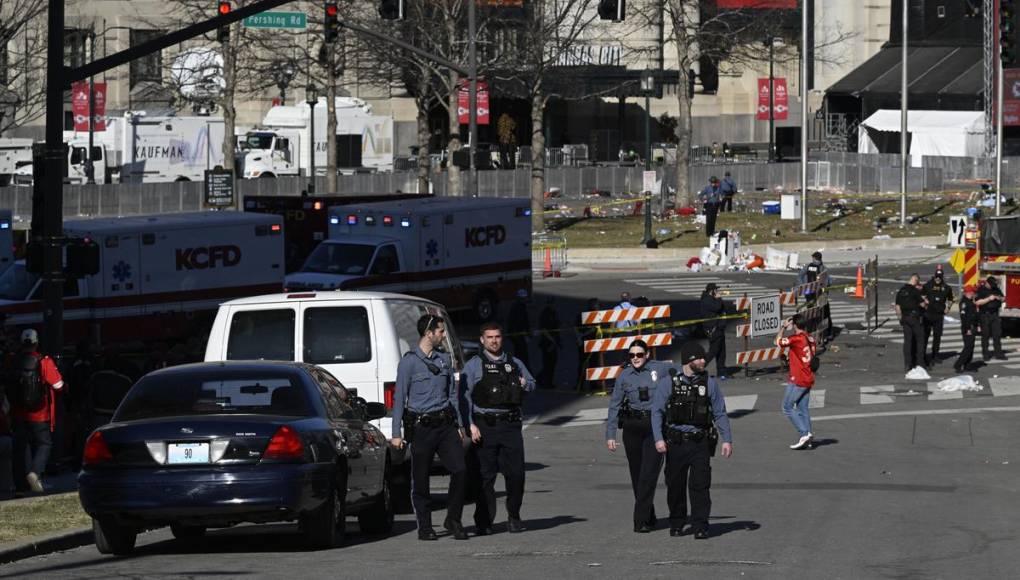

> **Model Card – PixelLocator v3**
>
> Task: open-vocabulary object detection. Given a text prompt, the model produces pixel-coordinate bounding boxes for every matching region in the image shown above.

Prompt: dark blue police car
[78,361,393,555]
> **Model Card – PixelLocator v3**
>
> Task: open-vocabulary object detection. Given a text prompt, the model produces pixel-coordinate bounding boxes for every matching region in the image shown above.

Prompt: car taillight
[83,431,113,466]
[383,382,396,409]
[263,426,304,460]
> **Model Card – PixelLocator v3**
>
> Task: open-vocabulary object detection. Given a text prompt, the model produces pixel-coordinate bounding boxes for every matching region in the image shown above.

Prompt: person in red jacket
[775,314,817,450]
[8,329,63,494]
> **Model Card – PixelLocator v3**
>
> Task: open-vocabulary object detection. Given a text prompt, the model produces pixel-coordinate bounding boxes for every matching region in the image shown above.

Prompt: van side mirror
[364,402,387,420]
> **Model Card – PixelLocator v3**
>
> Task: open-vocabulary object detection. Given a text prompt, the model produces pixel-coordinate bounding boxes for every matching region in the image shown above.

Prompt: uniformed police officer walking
[391,314,468,541]
[462,322,536,535]
[653,343,733,539]
[976,276,1007,361]
[921,267,954,364]
[895,274,928,373]
[698,177,723,237]
[606,339,668,533]
[955,285,980,373]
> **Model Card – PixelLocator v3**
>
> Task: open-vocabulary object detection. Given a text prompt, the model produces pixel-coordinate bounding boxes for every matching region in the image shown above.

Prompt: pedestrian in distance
[921,266,954,365]
[976,276,1007,361]
[775,314,817,450]
[895,274,928,375]
[614,292,637,329]
[390,314,468,541]
[5,329,64,494]
[462,322,536,535]
[507,289,532,369]
[653,342,733,539]
[955,285,981,373]
[698,177,723,238]
[699,283,729,379]
[606,339,669,533]
[720,172,737,213]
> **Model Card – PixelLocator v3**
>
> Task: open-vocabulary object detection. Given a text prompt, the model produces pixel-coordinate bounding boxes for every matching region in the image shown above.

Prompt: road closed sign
[750,295,781,338]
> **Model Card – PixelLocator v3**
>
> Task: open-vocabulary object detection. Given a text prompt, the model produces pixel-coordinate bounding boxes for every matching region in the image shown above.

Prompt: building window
[130,29,163,87]
[64,28,88,69]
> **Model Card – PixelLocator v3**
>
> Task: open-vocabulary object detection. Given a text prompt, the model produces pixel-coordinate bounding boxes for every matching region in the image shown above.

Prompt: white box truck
[284,197,532,320]
[0,138,33,186]
[237,97,394,179]
[0,211,284,345]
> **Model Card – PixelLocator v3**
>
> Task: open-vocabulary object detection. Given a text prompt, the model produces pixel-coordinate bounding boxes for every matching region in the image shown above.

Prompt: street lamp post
[767,36,776,163]
[273,60,296,103]
[640,70,656,248]
[306,84,318,194]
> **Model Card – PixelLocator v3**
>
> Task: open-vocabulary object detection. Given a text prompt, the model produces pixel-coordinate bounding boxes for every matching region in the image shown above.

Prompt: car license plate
[167,442,210,465]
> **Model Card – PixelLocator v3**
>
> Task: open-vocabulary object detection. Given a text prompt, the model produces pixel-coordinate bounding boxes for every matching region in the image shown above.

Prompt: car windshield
[300,243,376,275]
[0,264,39,301]
[239,134,274,151]
[115,371,313,421]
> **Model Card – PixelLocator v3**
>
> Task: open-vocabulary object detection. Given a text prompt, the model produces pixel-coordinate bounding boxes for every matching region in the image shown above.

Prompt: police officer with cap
[895,273,928,373]
[391,314,468,541]
[976,276,1007,361]
[462,321,536,535]
[606,339,669,533]
[653,342,733,539]
[698,177,723,237]
[955,285,980,373]
[921,266,954,364]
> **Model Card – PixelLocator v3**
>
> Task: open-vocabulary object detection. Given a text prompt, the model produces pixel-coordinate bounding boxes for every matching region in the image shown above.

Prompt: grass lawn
[547,194,998,249]
[0,493,90,545]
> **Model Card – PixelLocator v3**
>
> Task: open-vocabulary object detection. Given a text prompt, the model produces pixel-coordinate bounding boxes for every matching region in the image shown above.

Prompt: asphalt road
[5,270,1020,579]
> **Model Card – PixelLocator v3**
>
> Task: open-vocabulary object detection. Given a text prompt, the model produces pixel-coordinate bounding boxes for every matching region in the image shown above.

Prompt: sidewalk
[565,235,949,272]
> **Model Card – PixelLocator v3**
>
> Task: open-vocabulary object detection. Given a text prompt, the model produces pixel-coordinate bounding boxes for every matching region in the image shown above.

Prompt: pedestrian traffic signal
[598,0,624,21]
[1002,0,1018,67]
[379,0,404,20]
[217,1,231,43]
[325,1,340,43]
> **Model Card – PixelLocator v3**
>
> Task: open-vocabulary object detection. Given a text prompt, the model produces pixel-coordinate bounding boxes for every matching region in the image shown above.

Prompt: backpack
[9,353,46,409]
[809,353,821,373]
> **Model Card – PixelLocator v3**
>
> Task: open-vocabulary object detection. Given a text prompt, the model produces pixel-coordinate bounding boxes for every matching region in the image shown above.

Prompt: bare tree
[0,0,48,135]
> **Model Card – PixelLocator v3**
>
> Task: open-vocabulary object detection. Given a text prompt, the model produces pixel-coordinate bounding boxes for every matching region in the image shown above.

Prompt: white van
[203,291,465,440]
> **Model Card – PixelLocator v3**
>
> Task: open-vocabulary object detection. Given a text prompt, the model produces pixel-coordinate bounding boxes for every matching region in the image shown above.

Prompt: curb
[0,526,92,565]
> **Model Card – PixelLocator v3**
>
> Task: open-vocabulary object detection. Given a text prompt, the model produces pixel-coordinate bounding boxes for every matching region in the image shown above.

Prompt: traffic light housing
[1003,1,1018,67]
[325,1,340,43]
[598,0,624,22]
[379,0,405,20]
[217,1,231,43]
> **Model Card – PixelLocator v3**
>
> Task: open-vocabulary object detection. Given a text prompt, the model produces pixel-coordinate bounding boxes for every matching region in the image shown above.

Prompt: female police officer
[606,339,670,533]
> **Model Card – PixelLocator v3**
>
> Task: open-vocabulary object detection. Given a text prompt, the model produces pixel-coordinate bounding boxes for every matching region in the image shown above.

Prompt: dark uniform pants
[410,423,466,529]
[721,195,734,213]
[622,418,662,527]
[472,417,525,527]
[705,330,727,376]
[981,313,1003,359]
[923,316,944,362]
[664,436,713,532]
[955,330,975,371]
[900,315,925,371]
[705,203,719,237]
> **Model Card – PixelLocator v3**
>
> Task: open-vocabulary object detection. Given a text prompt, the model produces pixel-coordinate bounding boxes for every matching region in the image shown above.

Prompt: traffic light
[379,0,404,20]
[217,1,231,44]
[598,0,624,22]
[325,1,340,43]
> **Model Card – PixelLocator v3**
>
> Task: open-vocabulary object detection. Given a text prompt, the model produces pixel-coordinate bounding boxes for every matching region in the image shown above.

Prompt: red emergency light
[382,215,394,226]
[313,201,323,210]
[218,1,231,15]
[347,214,358,225]
[270,224,281,232]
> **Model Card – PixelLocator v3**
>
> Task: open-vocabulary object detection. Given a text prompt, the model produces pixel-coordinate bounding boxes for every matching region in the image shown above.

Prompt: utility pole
[468,0,478,197]
[800,0,808,233]
[900,0,908,227]
[768,37,775,163]
[87,27,96,185]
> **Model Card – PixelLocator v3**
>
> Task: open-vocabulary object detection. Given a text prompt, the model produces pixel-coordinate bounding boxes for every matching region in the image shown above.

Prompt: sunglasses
[628,352,647,359]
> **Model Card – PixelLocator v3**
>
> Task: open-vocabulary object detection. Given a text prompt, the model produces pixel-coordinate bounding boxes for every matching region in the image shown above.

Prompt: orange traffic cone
[854,265,865,299]
[544,247,553,278]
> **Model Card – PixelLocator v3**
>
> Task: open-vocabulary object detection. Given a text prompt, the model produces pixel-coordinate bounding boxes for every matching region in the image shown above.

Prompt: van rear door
[221,304,298,362]
[298,301,378,403]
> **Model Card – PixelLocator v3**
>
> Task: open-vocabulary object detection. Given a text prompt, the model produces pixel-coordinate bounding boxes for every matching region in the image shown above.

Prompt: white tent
[858,110,985,166]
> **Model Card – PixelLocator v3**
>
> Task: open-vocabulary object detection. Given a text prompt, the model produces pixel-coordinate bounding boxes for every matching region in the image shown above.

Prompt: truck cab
[237,131,296,179]
[67,142,108,184]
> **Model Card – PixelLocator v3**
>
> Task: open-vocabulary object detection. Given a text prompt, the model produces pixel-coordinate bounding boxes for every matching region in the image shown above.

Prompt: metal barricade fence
[532,233,567,277]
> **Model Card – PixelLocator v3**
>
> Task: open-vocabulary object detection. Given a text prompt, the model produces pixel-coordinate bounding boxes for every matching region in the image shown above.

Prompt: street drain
[471,550,579,558]
[650,560,773,567]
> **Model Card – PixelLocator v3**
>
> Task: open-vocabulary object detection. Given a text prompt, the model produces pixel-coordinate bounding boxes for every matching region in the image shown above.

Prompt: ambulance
[283,197,532,320]
[0,212,285,344]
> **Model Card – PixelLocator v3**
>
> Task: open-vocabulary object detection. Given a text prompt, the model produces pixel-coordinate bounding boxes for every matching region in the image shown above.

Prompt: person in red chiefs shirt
[7,329,63,494]
[774,314,816,450]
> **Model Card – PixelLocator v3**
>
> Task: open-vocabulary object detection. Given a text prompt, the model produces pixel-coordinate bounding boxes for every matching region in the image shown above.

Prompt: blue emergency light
[400,217,411,228]
[0,221,9,230]
[329,216,340,225]
[347,214,358,226]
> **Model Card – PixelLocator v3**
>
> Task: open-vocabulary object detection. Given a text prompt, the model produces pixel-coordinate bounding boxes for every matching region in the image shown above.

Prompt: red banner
[71,82,107,131]
[458,80,490,125]
[756,78,788,121]
[1005,69,1020,127]
[717,0,796,7]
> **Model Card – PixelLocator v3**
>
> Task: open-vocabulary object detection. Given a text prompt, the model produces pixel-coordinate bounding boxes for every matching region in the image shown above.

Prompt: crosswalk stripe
[725,395,758,413]
[990,376,1020,397]
[809,390,826,409]
[927,381,963,401]
[861,385,896,405]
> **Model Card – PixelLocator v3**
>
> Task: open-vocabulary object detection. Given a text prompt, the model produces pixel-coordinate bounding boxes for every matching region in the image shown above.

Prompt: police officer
[720,172,737,213]
[921,267,954,364]
[391,314,468,541]
[463,321,536,535]
[700,283,729,379]
[954,285,980,373]
[606,339,668,533]
[653,342,733,539]
[698,177,723,237]
[895,273,928,373]
[976,276,1007,361]
[798,252,833,341]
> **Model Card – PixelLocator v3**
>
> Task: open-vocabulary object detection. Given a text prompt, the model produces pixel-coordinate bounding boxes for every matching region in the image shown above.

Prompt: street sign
[750,295,781,338]
[948,215,967,248]
[642,171,656,194]
[204,168,234,207]
[949,248,967,274]
[242,11,307,29]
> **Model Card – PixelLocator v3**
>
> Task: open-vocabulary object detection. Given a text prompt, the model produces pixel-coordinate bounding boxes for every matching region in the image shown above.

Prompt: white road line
[813,406,1020,421]
[989,376,1020,398]
[860,385,896,405]
[725,395,758,413]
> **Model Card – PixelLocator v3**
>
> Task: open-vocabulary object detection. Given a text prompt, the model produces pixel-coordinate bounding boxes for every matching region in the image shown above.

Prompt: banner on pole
[71,82,107,132]
[756,78,788,121]
[458,80,490,125]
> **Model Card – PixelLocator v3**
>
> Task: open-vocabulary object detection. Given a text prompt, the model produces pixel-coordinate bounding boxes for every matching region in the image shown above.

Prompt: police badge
[651,370,658,382]
[505,363,513,373]
[699,385,706,396]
